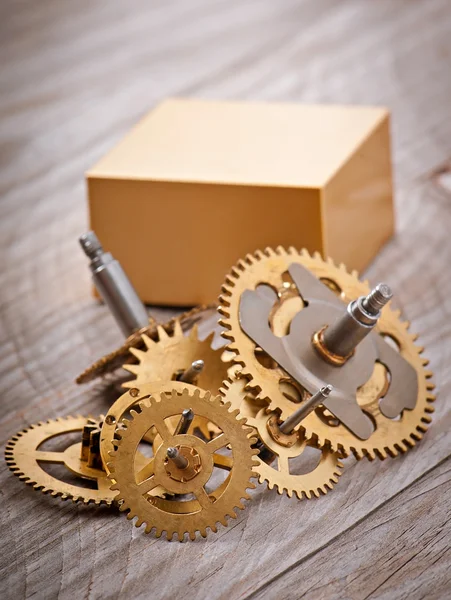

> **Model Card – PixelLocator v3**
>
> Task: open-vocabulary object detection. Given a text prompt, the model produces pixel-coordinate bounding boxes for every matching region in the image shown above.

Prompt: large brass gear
[221,377,343,499]
[108,387,258,541]
[121,319,229,393]
[5,416,117,505]
[76,304,219,384]
[219,247,435,460]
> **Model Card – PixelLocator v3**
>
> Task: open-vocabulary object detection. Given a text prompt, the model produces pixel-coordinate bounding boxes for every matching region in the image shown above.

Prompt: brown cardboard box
[87,99,393,306]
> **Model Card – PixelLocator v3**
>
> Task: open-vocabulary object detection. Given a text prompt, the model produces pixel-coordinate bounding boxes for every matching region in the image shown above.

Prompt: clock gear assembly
[4,237,436,542]
[218,247,434,459]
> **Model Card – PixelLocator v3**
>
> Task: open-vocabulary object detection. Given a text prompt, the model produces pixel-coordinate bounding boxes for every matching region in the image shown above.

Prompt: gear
[5,416,117,505]
[219,247,435,459]
[76,304,220,384]
[101,380,218,472]
[220,377,343,499]
[121,319,229,394]
[108,387,258,541]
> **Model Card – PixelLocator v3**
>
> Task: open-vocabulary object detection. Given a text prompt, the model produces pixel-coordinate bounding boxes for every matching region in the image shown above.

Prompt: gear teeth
[122,364,140,375]
[156,325,169,341]
[141,333,154,349]
[129,347,146,360]
[173,320,183,337]
[188,323,200,340]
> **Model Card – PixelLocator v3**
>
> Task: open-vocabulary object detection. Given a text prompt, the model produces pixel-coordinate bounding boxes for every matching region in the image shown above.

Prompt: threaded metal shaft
[79,231,103,260]
[362,283,393,315]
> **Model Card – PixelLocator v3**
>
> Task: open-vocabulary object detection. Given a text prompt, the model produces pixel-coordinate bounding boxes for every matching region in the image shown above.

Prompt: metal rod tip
[167,447,178,459]
[363,283,393,315]
[321,384,333,397]
[192,360,204,373]
[79,231,103,259]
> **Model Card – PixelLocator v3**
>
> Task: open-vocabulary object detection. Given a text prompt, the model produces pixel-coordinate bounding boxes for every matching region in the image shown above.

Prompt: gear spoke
[34,450,66,463]
[135,458,155,484]
[213,453,233,471]
[195,485,214,509]
[277,453,289,473]
[207,433,229,453]
[152,417,171,443]
[137,474,159,496]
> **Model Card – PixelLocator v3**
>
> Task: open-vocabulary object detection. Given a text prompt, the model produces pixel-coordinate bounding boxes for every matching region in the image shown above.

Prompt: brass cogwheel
[221,377,343,499]
[5,416,116,505]
[101,380,219,473]
[76,304,219,384]
[219,247,435,460]
[108,387,258,541]
[121,319,229,393]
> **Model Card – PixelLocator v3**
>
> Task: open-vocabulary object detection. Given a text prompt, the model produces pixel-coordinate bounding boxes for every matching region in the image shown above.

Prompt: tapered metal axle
[179,360,204,384]
[279,385,333,433]
[321,283,393,360]
[174,408,194,436]
[166,447,188,469]
[79,231,148,337]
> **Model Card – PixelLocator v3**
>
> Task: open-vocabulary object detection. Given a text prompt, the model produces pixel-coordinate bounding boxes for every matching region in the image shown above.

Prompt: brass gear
[108,387,258,541]
[76,304,219,384]
[5,416,116,505]
[121,319,229,394]
[220,377,343,499]
[219,247,435,459]
[101,380,218,473]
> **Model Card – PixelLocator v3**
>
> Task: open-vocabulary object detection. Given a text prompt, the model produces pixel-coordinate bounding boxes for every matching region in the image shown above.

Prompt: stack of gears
[5,235,435,541]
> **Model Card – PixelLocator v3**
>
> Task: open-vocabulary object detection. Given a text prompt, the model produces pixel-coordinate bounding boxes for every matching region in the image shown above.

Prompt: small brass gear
[108,387,258,541]
[121,319,229,394]
[101,380,217,473]
[220,377,343,499]
[76,304,219,384]
[219,247,435,459]
[5,416,116,505]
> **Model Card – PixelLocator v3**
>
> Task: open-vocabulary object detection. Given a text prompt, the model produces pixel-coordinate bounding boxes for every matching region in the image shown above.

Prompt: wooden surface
[1,1,451,599]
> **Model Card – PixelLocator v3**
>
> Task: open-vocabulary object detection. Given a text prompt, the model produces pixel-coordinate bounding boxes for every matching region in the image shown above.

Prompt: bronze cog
[108,387,258,541]
[76,304,219,384]
[5,416,116,505]
[220,377,343,499]
[101,380,218,473]
[218,246,435,459]
[121,319,229,394]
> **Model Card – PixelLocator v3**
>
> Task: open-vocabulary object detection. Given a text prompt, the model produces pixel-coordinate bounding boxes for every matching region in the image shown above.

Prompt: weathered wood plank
[1,1,450,599]
[250,457,451,600]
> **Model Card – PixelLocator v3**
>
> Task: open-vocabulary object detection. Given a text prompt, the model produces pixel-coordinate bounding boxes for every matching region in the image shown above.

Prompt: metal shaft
[321,283,393,359]
[79,231,149,337]
[279,385,333,433]
[167,447,188,469]
[173,408,194,436]
[179,360,204,384]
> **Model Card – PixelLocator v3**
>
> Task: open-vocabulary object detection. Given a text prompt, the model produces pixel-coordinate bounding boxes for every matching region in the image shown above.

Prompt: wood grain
[1,1,451,599]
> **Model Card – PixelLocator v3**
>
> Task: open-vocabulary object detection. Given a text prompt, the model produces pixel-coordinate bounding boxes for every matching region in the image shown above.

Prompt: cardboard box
[87,99,393,306]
